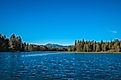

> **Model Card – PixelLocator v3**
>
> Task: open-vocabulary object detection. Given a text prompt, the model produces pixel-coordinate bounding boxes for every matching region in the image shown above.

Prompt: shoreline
[0,51,121,54]
[58,51,121,54]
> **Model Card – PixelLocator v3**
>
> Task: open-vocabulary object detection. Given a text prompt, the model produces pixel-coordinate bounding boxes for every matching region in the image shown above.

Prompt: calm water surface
[0,52,121,80]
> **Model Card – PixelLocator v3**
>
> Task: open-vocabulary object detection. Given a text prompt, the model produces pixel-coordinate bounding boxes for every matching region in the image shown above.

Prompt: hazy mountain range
[45,43,68,49]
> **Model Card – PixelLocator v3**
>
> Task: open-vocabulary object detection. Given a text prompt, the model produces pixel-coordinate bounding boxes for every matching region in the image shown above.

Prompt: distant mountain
[45,43,68,49]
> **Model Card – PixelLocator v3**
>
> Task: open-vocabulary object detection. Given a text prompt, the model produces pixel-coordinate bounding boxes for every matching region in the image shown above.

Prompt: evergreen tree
[9,34,16,51]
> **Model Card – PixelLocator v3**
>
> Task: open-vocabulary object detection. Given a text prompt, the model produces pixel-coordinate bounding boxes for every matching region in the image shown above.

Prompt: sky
[0,0,121,45]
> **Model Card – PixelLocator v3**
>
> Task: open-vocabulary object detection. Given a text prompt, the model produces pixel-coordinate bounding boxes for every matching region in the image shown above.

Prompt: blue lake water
[0,52,121,80]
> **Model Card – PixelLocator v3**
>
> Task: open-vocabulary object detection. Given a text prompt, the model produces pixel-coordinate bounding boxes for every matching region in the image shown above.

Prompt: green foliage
[69,39,121,52]
[0,34,121,52]
[0,34,9,51]
[0,34,68,52]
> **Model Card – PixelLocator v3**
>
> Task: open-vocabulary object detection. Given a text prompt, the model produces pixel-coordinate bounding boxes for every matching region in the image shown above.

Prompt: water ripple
[0,52,121,80]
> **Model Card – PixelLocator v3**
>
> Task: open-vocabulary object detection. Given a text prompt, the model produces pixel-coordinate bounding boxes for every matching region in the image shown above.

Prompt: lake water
[0,52,121,80]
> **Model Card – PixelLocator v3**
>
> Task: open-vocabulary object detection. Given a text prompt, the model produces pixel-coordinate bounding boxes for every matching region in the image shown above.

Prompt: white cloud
[110,30,117,34]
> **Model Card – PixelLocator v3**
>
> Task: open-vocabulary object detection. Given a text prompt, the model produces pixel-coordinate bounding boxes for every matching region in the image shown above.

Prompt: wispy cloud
[110,30,117,34]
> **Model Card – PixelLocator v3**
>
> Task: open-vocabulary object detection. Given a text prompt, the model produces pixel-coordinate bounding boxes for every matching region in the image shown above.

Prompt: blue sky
[0,0,121,45]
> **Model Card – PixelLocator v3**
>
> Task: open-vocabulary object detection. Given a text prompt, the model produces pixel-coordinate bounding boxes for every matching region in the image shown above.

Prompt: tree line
[0,34,121,52]
[68,39,121,52]
[0,34,67,52]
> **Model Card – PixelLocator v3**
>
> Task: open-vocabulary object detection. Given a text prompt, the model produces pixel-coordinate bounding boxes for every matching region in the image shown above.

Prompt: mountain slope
[45,43,68,49]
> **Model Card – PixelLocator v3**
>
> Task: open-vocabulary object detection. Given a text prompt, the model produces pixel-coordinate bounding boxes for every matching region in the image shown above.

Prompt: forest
[68,39,121,52]
[0,34,67,52]
[0,34,121,52]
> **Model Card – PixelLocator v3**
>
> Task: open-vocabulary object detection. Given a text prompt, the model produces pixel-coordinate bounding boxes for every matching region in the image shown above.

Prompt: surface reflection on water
[0,52,121,80]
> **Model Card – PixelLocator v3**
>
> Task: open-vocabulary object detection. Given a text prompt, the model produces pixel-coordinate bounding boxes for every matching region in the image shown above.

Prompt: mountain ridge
[45,43,68,49]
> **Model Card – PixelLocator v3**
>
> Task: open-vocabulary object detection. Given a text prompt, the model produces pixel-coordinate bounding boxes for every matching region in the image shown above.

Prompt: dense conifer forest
[68,39,121,52]
[0,34,67,52]
[0,34,121,52]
